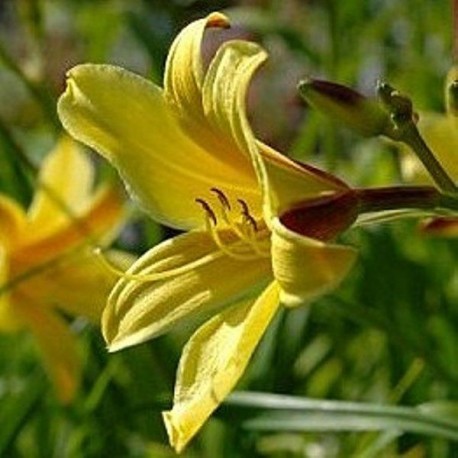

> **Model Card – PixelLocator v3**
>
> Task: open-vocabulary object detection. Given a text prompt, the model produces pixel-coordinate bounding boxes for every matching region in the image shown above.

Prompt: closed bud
[376,82,419,140]
[298,78,389,137]
[377,82,414,121]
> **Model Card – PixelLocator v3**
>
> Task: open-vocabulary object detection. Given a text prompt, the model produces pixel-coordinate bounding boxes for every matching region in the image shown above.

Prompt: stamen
[195,189,271,260]
[203,216,263,260]
[211,187,231,210]
[209,189,247,239]
[93,247,227,282]
[237,199,258,232]
[195,198,217,225]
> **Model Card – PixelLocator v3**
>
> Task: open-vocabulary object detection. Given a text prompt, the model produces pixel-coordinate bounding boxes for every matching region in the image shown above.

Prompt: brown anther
[195,198,217,225]
[210,187,231,210]
[237,199,258,231]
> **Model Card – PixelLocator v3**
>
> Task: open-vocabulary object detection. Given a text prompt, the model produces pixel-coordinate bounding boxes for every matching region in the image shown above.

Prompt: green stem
[377,82,458,194]
[402,123,458,194]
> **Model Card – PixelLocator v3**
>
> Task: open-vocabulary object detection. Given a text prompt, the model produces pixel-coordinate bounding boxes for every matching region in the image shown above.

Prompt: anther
[210,187,231,210]
[237,199,258,231]
[195,198,217,225]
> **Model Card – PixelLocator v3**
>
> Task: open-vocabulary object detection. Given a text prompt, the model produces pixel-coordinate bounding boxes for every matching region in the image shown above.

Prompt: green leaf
[225,392,458,442]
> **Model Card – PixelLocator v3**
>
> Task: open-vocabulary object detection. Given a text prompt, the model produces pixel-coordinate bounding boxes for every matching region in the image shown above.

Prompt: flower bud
[377,82,414,121]
[298,78,389,137]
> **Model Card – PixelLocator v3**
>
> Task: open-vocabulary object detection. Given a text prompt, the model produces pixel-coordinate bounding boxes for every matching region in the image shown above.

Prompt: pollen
[195,188,270,260]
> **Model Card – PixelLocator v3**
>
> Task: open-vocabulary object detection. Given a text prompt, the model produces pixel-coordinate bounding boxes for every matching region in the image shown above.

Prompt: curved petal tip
[207,12,231,29]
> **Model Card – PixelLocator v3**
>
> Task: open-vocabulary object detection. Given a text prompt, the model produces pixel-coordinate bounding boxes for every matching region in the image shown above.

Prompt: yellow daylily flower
[58,12,358,452]
[0,136,130,403]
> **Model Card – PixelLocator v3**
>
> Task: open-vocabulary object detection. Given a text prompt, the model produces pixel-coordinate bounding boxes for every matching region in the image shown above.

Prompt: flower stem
[377,82,458,194]
[356,185,458,214]
[401,123,458,195]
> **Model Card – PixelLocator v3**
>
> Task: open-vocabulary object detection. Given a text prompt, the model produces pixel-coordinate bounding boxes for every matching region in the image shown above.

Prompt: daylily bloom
[0,136,130,403]
[58,12,358,452]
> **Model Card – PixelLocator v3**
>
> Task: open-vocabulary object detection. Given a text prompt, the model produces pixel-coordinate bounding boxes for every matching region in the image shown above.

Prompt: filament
[196,189,271,260]
[94,247,227,283]
[203,214,263,260]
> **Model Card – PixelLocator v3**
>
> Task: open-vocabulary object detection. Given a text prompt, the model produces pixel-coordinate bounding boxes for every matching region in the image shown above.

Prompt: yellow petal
[271,218,357,306]
[103,230,272,351]
[164,13,239,166]
[257,142,349,219]
[17,304,81,404]
[27,136,95,241]
[0,194,26,248]
[163,281,280,453]
[201,40,267,176]
[164,13,263,177]
[13,248,133,322]
[58,63,260,230]
[165,14,265,217]
[164,12,229,124]
[0,245,21,331]
[13,184,125,266]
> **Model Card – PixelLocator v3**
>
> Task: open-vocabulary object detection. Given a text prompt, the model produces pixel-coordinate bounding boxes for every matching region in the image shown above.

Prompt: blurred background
[0,0,457,456]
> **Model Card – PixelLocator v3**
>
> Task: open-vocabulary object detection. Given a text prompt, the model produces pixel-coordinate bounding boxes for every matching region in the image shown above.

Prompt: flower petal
[271,218,357,306]
[257,142,350,219]
[13,184,125,265]
[13,248,133,322]
[164,13,249,169]
[165,12,266,215]
[27,136,95,240]
[199,39,268,192]
[162,281,280,453]
[0,245,21,331]
[17,304,81,404]
[103,230,272,351]
[0,194,26,248]
[164,12,229,125]
[58,63,260,230]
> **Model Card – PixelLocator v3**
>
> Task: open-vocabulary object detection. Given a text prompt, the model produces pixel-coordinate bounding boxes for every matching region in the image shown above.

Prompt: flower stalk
[377,82,458,195]
[356,185,458,214]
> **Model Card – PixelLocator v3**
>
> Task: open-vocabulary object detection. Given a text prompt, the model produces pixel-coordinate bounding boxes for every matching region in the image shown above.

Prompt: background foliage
[0,0,457,456]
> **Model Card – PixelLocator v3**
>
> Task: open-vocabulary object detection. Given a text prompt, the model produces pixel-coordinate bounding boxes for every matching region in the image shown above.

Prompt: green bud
[376,82,417,140]
[298,78,389,137]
